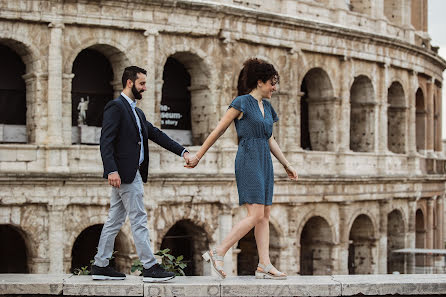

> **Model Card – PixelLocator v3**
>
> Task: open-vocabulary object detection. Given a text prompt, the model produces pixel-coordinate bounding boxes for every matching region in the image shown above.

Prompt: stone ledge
[1,274,446,296]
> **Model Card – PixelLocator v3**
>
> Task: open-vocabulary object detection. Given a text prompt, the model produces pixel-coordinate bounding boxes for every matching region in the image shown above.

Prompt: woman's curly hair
[237,58,279,96]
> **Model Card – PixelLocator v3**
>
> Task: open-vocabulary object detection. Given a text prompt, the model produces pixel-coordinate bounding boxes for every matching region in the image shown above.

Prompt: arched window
[0,225,28,273]
[0,44,26,143]
[387,210,405,273]
[415,88,426,152]
[350,76,376,152]
[387,82,407,154]
[348,214,375,274]
[300,216,334,275]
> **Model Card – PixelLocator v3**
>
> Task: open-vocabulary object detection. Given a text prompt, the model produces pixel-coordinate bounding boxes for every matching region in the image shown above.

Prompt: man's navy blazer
[100,95,186,184]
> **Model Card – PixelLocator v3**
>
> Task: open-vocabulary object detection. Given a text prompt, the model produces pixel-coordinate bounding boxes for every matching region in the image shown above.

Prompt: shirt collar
[121,92,136,109]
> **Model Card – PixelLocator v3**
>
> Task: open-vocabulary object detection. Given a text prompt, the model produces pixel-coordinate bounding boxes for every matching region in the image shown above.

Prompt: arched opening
[350,0,372,15]
[384,0,403,25]
[387,210,405,273]
[415,88,426,152]
[434,94,439,152]
[71,224,125,273]
[387,82,407,154]
[71,48,114,128]
[237,223,280,275]
[0,44,26,143]
[300,68,336,151]
[161,52,210,146]
[415,209,426,270]
[0,225,29,273]
[160,220,209,276]
[300,216,334,275]
[348,214,375,274]
[160,57,192,145]
[350,76,376,152]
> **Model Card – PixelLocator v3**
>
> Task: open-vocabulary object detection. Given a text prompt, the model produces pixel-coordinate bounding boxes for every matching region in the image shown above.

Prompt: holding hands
[183,152,200,168]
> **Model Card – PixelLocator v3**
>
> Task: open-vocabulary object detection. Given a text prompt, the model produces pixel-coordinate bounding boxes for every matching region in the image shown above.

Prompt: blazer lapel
[135,108,148,139]
[119,96,139,133]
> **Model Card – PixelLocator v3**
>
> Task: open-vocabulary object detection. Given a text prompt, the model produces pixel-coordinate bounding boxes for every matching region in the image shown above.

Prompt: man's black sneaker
[143,263,175,282]
[91,265,126,280]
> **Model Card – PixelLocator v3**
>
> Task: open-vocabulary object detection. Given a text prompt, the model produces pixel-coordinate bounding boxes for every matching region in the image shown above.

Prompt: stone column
[377,64,389,153]
[283,48,300,151]
[218,211,233,276]
[426,78,435,154]
[436,196,444,249]
[337,203,351,274]
[435,86,443,152]
[406,198,417,274]
[47,22,64,145]
[142,29,158,124]
[408,71,418,154]
[338,57,352,152]
[62,73,75,145]
[426,198,434,267]
[23,72,43,144]
[47,204,66,273]
[378,201,389,273]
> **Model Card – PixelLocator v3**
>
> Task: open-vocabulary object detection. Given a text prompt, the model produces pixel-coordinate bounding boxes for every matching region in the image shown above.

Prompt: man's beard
[132,85,143,100]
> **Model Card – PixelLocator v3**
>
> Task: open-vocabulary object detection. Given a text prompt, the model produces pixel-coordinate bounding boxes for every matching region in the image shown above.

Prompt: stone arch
[0,38,39,144]
[66,42,131,144]
[348,214,377,274]
[387,209,405,273]
[0,224,30,273]
[70,224,128,273]
[237,223,281,275]
[415,88,426,152]
[415,208,426,269]
[387,81,407,154]
[384,0,404,25]
[160,219,210,276]
[349,0,372,15]
[300,67,336,151]
[299,216,335,275]
[159,50,212,145]
[350,75,376,152]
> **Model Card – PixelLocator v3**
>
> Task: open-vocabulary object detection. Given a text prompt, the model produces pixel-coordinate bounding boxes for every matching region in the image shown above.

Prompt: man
[91,66,190,282]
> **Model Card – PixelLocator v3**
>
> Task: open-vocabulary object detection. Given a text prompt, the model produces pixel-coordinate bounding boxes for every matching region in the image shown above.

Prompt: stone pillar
[62,73,75,145]
[435,86,442,153]
[406,199,417,274]
[283,48,300,151]
[378,201,389,273]
[426,78,434,154]
[48,204,66,273]
[377,64,389,153]
[47,22,64,145]
[436,196,444,249]
[142,29,158,124]
[218,212,233,276]
[338,57,352,152]
[408,71,418,154]
[426,198,434,267]
[23,72,44,144]
[338,203,351,274]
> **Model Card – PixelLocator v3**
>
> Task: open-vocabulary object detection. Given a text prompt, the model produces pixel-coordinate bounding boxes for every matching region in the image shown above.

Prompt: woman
[185,58,298,279]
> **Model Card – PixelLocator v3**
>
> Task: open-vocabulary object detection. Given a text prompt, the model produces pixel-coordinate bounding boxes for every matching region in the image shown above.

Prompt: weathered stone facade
[0,0,445,276]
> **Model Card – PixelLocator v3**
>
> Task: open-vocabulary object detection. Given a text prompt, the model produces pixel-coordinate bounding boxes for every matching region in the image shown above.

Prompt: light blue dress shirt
[122,92,145,166]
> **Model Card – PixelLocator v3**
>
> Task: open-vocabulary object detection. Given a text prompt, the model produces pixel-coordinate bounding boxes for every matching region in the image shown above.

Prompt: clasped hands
[183,152,199,168]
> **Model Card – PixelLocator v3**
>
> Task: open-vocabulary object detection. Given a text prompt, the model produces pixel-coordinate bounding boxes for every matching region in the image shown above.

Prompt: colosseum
[0,0,445,277]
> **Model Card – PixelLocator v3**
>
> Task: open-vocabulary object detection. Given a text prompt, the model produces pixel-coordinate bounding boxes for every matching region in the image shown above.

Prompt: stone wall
[0,0,445,276]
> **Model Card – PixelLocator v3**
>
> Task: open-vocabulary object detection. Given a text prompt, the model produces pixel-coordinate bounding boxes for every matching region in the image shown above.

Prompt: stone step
[2,274,446,297]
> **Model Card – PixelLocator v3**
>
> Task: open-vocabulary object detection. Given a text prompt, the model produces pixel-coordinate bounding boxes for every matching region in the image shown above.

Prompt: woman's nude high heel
[202,248,226,279]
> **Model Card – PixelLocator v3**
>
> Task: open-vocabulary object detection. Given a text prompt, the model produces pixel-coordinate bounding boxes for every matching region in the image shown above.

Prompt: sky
[428,0,446,139]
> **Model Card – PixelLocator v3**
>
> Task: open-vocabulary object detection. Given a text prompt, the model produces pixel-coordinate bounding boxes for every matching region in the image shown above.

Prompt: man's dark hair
[122,66,147,88]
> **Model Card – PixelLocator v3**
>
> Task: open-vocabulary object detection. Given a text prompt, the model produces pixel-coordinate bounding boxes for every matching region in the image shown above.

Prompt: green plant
[74,266,90,275]
[155,248,187,276]
[131,249,187,276]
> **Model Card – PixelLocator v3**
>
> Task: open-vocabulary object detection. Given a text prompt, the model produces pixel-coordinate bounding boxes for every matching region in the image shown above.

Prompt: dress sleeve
[270,103,279,123]
[229,96,245,113]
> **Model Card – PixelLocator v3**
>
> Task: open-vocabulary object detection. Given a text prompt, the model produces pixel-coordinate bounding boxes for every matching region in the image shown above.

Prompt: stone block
[0,149,16,161]
[80,125,101,145]
[0,124,27,143]
[144,276,220,297]
[0,274,68,295]
[220,275,341,296]
[63,275,143,296]
[333,274,446,296]
[16,148,37,161]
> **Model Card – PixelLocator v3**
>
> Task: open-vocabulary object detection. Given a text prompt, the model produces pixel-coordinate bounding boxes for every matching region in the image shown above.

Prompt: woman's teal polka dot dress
[229,94,279,206]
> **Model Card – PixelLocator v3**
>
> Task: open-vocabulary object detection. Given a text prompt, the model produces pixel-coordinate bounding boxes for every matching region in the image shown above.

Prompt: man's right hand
[108,172,121,188]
